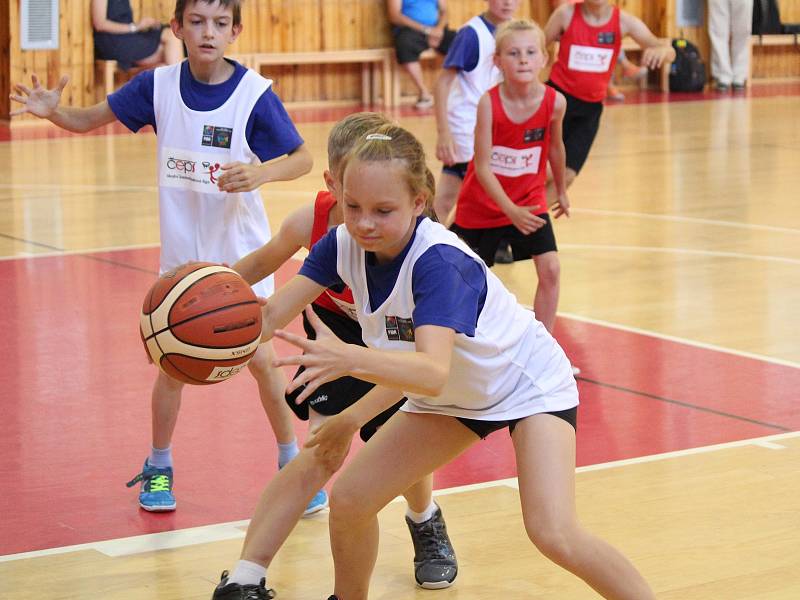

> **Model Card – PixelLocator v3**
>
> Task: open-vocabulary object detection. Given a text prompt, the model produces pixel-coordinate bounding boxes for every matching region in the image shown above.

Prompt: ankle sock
[406,500,437,524]
[148,445,173,469]
[278,439,299,468]
[228,559,267,586]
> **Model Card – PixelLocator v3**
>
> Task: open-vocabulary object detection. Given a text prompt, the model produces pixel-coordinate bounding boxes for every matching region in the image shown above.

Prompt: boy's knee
[537,257,561,287]
[526,521,579,567]
[565,169,577,187]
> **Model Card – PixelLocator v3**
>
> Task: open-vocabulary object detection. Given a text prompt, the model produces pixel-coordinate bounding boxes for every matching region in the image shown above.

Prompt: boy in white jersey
[432,0,521,226]
[10,0,319,514]
[256,124,655,599]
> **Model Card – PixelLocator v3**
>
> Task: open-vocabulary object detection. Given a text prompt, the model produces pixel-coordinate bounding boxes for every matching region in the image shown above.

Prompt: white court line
[571,207,800,236]
[560,243,800,266]
[557,311,800,370]
[2,431,796,564]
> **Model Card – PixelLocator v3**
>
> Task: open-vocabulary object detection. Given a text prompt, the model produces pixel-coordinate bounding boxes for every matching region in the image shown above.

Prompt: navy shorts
[285,304,406,442]
[547,81,604,174]
[458,406,578,439]
[450,213,558,267]
[442,161,470,180]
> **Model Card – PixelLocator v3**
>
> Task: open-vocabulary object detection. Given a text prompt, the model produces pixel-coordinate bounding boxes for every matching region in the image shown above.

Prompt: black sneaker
[405,506,458,589]
[212,570,276,599]
[493,242,514,264]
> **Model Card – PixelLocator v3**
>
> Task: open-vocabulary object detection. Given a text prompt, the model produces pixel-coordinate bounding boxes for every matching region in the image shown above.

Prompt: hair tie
[365,133,392,141]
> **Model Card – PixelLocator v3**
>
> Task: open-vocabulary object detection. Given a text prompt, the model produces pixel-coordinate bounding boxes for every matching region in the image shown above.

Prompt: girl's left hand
[273,307,352,403]
[218,162,263,193]
[305,413,358,472]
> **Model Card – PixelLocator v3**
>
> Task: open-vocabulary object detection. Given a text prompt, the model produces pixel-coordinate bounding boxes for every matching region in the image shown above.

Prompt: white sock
[228,559,267,586]
[406,501,437,524]
[148,445,172,469]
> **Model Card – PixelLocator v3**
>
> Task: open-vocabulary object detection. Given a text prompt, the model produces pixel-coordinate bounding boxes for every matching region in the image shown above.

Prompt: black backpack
[753,0,800,34]
[669,38,707,92]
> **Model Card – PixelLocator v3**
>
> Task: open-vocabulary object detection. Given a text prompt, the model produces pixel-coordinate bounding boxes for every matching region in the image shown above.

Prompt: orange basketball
[140,262,262,385]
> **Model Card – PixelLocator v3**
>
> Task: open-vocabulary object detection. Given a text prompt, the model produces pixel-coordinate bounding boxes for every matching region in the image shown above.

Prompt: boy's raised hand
[218,161,263,193]
[10,74,69,119]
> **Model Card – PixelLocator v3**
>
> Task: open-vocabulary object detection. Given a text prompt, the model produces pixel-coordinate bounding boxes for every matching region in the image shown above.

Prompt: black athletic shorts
[442,161,470,180]
[285,304,406,442]
[450,213,558,267]
[392,25,457,64]
[547,81,604,174]
[457,406,577,439]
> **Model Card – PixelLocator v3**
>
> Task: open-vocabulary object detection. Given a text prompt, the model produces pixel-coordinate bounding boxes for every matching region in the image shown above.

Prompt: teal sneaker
[303,489,329,516]
[126,460,176,512]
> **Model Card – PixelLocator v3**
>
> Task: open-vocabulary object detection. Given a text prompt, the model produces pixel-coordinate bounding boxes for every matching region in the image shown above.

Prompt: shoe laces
[148,474,171,492]
[125,464,171,490]
[414,516,452,560]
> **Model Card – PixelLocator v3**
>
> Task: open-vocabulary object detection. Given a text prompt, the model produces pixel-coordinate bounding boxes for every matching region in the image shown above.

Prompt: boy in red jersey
[451,19,568,336]
[545,0,674,189]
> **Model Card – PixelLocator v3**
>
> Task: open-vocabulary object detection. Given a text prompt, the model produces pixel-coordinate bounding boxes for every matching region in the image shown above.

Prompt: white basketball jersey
[335,219,577,420]
[447,16,503,163]
[153,63,274,298]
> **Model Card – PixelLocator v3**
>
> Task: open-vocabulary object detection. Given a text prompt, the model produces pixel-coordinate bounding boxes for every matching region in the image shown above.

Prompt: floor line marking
[556,311,800,370]
[560,243,800,266]
[570,207,800,235]
[3,431,797,563]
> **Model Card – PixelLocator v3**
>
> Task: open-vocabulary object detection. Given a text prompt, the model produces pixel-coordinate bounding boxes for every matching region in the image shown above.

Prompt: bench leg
[383,56,393,108]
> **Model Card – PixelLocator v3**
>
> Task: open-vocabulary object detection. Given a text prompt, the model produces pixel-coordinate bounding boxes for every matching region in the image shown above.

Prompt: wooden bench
[94,60,147,102]
[748,33,800,84]
[231,49,394,107]
[620,37,672,93]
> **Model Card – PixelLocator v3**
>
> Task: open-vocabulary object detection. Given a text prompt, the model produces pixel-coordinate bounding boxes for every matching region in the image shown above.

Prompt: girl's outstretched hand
[273,306,352,403]
[304,413,358,472]
[10,74,69,118]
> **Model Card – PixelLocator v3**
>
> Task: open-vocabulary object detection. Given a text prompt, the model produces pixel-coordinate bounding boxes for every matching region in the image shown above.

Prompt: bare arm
[275,311,454,401]
[260,274,326,341]
[473,93,546,234]
[10,74,118,131]
[547,92,570,218]
[434,68,458,165]
[217,143,314,193]
[544,4,571,44]
[621,13,676,69]
[386,0,427,32]
[233,203,314,286]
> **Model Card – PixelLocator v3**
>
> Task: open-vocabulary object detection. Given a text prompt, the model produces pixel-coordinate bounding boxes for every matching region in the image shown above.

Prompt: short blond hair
[494,19,546,54]
[327,112,392,173]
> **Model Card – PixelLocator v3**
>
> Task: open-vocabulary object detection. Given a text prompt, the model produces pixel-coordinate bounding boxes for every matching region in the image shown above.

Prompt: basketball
[139,262,263,385]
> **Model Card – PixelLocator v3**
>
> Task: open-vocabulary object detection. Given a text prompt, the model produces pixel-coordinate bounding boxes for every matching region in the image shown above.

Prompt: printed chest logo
[385,316,415,342]
[597,31,615,45]
[165,156,222,184]
[202,125,233,149]
[523,128,545,143]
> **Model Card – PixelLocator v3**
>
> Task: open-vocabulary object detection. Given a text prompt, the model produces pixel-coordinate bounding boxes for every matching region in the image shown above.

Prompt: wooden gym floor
[1,83,799,598]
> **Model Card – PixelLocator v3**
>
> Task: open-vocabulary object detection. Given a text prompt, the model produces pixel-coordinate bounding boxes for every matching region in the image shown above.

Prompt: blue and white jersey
[301,218,577,420]
[108,60,304,298]
[443,15,502,163]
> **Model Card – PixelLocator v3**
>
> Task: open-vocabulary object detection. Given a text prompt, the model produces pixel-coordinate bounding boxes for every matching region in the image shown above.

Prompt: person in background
[708,0,754,91]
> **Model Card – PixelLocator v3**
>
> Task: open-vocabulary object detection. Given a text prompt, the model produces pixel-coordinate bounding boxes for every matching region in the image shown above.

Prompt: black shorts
[392,25,457,64]
[441,161,470,180]
[450,214,558,267]
[285,304,406,442]
[457,406,577,439]
[547,81,604,174]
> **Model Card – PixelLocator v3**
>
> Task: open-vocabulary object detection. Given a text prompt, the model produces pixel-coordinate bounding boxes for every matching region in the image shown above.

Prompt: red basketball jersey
[310,190,356,319]
[549,5,621,103]
[454,85,556,229]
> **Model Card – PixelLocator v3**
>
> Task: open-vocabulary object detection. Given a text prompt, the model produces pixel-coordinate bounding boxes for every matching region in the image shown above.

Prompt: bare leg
[403,472,433,512]
[401,61,431,100]
[531,251,560,333]
[545,167,577,208]
[248,341,296,445]
[161,27,183,65]
[240,447,336,565]
[513,414,655,600]
[151,370,184,449]
[433,171,463,225]
[329,413,476,600]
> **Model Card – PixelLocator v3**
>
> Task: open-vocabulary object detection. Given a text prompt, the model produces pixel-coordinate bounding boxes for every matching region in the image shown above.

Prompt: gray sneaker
[405,506,458,589]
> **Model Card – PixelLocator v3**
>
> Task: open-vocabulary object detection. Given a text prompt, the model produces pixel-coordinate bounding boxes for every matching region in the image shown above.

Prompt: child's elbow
[421,365,450,397]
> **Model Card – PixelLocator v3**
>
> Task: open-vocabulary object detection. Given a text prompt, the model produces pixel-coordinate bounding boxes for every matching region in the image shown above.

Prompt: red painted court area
[1,248,798,556]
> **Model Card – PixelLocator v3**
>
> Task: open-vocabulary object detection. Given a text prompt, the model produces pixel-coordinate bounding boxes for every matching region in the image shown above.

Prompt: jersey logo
[160,146,227,191]
[567,44,614,72]
[597,31,616,45]
[523,128,545,143]
[385,316,415,342]
[490,145,542,177]
[201,125,233,149]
